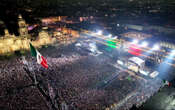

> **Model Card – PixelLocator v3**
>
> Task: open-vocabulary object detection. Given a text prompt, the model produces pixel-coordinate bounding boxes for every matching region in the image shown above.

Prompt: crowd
[0,43,164,110]
[33,53,118,109]
[0,58,48,110]
[118,77,163,110]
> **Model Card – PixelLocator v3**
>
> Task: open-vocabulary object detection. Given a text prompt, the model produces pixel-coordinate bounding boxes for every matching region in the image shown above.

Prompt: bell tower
[4,29,10,37]
[18,14,28,37]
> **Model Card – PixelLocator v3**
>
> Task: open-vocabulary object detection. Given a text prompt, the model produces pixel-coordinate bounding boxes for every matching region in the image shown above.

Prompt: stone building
[18,14,28,37]
[4,29,10,37]
[0,15,56,55]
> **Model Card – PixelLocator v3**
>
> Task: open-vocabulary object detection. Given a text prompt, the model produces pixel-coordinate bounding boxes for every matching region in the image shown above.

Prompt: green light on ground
[126,76,132,81]
[107,44,117,48]
[106,39,118,48]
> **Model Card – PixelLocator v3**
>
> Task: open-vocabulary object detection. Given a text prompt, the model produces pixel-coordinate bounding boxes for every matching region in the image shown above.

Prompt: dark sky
[1,0,175,17]
[0,0,175,34]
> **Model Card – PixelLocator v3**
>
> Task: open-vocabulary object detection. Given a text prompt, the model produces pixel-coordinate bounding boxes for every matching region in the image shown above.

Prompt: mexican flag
[163,80,171,86]
[30,43,48,69]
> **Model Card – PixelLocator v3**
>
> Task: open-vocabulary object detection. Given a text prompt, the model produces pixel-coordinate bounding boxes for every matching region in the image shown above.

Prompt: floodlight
[108,34,112,38]
[132,39,138,44]
[152,44,160,50]
[141,41,148,47]
[171,50,175,54]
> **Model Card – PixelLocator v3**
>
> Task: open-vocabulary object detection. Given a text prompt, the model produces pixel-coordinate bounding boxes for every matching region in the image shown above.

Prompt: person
[21,56,28,65]
[61,101,69,110]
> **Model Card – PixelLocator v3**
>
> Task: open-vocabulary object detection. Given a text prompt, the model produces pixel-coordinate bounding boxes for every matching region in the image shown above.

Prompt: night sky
[0,0,175,34]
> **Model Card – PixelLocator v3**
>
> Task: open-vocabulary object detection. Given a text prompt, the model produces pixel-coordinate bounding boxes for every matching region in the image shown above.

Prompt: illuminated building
[18,14,28,37]
[4,29,10,37]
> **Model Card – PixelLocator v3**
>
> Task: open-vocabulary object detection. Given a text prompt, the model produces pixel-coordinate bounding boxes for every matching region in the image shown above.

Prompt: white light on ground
[113,36,118,39]
[139,70,149,76]
[75,43,81,47]
[152,44,160,50]
[141,41,148,47]
[149,71,159,78]
[132,39,138,44]
[117,60,124,65]
[117,24,120,27]
[97,30,102,35]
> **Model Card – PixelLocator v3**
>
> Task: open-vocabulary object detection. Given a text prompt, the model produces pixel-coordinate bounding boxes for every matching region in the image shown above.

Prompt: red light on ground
[129,47,141,52]
[128,44,142,56]
[128,50,141,56]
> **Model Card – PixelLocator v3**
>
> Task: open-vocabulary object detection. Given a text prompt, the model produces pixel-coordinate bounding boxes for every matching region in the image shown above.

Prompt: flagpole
[33,70,38,85]
[26,42,58,109]
[22,56,38,85]
[22,59,58,110]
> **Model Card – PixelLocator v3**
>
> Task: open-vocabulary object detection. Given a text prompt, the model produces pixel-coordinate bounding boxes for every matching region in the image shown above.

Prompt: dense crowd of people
[0,42,164,110]
[0,58,48,110]
[33,53,118,109]
[119,78,163,110]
